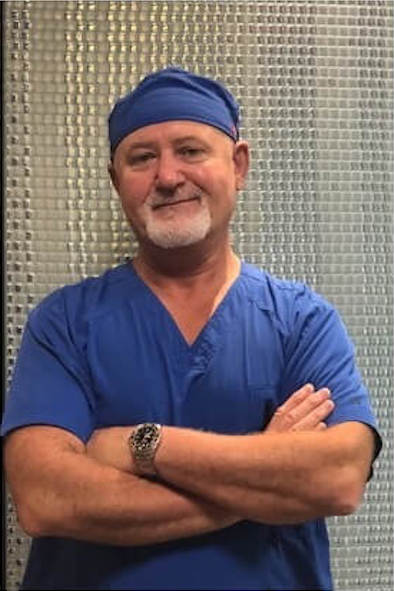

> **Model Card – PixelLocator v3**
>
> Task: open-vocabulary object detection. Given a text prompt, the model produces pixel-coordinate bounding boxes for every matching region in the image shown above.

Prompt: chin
[146,212,212,249]
[148,228,210,249]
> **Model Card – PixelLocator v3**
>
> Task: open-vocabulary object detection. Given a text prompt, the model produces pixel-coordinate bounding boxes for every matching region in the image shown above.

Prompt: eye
[128,152,156,167]
[178,146,205,160]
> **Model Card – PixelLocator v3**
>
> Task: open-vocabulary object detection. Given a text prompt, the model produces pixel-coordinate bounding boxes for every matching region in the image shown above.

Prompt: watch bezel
[129,423,162,475]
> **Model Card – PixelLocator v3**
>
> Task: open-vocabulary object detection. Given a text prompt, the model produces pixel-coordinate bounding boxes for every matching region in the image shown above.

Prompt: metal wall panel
[4,2,393,589]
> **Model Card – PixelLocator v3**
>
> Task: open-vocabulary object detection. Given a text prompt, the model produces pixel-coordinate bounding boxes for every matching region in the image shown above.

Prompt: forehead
[116,120,231,152]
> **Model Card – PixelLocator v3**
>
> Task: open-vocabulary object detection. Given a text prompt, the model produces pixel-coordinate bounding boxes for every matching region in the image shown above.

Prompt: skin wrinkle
[143,183,212,249]
[4,107,377,569]
[109,121,249,260]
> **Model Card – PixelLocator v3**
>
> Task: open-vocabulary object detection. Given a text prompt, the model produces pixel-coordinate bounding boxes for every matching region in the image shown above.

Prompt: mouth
[151,196,200,210]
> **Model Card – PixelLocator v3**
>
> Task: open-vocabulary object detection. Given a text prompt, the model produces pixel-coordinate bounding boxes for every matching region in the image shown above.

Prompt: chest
[86,297,285,432]
[159,304,219,346]
[148,286,232,346]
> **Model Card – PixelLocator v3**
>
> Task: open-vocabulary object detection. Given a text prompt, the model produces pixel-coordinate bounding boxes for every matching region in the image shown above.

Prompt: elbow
[19,516,45,539]
[13,495,56,538]
[331,492,362,517]
[326,468,366,517]
[16,506,47,539]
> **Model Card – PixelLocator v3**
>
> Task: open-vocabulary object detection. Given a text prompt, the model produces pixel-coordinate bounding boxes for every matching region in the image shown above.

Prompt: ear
[108,160,120,193]
[232,141,249,190]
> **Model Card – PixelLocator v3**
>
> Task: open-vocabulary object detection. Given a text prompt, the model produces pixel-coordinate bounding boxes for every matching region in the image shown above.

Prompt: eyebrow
[125,135,209,152]
[173,135,208,144]
[125,141,157,152]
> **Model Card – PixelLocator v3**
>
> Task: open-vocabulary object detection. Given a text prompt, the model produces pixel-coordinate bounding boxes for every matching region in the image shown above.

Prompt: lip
[152,197,199,210]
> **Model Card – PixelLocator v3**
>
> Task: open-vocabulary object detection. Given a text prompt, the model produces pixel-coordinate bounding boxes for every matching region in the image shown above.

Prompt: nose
[155,151,185,192]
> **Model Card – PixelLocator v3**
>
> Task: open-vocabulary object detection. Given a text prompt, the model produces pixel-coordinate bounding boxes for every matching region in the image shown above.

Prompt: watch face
[131,423,162,475]
[134,424,158,450]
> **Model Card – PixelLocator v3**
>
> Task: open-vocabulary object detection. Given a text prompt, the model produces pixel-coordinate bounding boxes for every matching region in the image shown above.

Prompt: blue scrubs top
[2,262,381,590]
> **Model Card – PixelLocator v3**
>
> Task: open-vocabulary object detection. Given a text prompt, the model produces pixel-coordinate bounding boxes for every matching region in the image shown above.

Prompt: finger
[277,387,331,425]
[276,383,315,415]
[295,399,335,430]
[315,422,328,431]
[291,386,331,417]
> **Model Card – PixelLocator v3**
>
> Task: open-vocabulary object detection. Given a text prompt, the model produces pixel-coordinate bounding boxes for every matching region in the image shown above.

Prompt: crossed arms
[4,384,375,546]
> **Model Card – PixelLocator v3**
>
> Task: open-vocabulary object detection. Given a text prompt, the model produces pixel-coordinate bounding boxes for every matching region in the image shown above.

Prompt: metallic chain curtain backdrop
[4,1,393,589]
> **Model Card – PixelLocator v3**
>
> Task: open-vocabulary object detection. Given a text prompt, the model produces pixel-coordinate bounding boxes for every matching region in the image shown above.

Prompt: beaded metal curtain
[4,1,393,590]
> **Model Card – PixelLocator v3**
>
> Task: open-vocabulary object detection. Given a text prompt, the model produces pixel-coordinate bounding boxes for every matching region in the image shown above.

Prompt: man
[3,67,381,590]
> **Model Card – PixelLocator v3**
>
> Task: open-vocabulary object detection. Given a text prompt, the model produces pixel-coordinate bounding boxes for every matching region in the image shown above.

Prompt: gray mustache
[148,191,201,209]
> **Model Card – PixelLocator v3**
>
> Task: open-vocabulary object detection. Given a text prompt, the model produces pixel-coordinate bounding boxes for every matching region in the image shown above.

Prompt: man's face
[109,120,249,250]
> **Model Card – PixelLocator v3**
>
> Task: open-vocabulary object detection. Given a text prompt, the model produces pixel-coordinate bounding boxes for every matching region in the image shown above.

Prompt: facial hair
[142,189,212,249]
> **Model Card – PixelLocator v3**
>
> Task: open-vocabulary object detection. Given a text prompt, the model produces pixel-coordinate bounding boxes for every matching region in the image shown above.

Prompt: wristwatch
[129,423,162,476]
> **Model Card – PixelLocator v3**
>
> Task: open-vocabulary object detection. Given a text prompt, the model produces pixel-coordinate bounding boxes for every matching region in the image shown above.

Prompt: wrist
[129,423,163,476]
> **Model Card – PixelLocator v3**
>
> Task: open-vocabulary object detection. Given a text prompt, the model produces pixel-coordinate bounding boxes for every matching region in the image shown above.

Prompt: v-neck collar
[126,260,244,352]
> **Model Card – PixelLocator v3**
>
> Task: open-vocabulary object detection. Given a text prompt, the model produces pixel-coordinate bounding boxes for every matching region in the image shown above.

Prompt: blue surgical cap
[108,67,240,155]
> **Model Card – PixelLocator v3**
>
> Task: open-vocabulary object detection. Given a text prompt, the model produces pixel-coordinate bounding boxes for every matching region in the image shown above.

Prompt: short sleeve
[281,289,382,459]
[1,291,96,442]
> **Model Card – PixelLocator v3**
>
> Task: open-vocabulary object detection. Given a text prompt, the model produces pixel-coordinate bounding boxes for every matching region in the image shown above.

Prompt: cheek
[205,169,237,201]
[193,164,234,193]
[118,174,152,209]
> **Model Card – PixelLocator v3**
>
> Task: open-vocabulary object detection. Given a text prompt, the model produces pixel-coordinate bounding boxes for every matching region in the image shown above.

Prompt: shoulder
[28,263,138,335]
[239,262,335,327]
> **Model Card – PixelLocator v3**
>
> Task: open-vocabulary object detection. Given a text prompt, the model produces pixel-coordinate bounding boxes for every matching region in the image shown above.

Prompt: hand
[86,426,136,473]
[265,384,335,433]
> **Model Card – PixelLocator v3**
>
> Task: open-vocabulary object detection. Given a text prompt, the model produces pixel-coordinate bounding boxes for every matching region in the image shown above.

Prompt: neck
[132,236,240,290]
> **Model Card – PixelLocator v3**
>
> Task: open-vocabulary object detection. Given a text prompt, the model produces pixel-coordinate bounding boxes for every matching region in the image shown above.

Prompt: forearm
[84,391,373,525]
[155,423,374,524]
[5,427,238,546]
[35,456,237,545]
